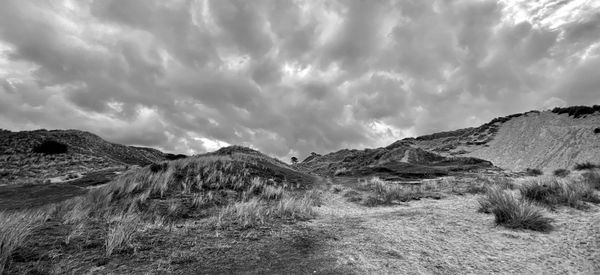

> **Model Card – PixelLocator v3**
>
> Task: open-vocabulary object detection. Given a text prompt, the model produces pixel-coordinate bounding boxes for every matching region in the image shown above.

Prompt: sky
[0,0,599,160]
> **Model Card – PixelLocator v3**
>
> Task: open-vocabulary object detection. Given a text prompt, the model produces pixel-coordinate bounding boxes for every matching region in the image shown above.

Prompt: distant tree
[291,156,298,164]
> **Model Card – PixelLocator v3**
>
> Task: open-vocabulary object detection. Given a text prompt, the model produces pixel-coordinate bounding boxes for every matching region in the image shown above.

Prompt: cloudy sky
[1,0,599,160]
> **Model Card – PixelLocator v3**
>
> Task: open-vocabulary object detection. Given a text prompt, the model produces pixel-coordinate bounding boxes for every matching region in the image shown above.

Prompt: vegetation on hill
[299,143,492,179]
[0,146,320,273]
[0,129,175,185]
[551,105,600,118]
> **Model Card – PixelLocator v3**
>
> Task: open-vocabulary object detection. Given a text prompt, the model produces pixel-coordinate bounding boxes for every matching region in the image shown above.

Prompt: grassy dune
[0,150,321,273]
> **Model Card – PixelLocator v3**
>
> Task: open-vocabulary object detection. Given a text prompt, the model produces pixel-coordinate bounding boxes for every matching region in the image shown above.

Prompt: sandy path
[307,185,600,274]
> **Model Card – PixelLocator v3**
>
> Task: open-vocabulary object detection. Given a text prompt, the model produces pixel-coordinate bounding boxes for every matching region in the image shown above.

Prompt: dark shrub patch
[165,154,187,160]
[574,162,598,170]
[594,128,600,134]
[551,105,600,118]
[525,168,543,176]
[32,140,68,155]
[553,169,570,178]
[149,162,168,173]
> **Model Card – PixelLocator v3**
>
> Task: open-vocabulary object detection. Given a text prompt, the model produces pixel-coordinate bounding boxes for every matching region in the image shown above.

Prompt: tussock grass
[213,192,319,229]
[478,188,553,232]
[520,177,600,209]
[105,212,141,256]
[0,210,49,273]
[261,185,284,200]
[360,177,422,205]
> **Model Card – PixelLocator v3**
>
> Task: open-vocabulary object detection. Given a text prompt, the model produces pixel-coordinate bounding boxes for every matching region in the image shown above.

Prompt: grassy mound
[0,148,321,271]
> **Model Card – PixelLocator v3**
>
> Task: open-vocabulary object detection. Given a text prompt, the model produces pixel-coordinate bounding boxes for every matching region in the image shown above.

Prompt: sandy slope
[467,112,600,172]
[306,185,600,274]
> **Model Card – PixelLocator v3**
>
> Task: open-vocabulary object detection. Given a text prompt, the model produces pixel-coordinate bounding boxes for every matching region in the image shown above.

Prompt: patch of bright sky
[368,120,414,147]
[195,137,231,152]
[500,0,600,29]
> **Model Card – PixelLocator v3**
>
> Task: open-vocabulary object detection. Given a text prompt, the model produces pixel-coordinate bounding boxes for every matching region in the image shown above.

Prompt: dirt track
[304,178,600,274]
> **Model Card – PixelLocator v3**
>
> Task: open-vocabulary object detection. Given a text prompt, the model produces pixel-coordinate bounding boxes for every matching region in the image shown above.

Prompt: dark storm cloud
[1,0,599,159]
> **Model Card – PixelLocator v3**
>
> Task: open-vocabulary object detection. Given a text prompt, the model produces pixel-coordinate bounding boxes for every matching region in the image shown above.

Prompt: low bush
[594,127,600,134]
[574,162,599,170]
[165,154,187,160]
[32,140,68,155]
[149,162,168,173]
[553,169,570,178]
[525,168,543,176]
[478,188,553,232]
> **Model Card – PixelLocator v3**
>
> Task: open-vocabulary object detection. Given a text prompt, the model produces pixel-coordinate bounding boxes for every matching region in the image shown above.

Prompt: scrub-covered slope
[298,141,492,180]
[0,129,170,184]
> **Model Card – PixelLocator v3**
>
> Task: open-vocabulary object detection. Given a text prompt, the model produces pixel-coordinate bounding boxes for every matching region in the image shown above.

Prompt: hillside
[0,129,171,184]
[407,106,600,171]
[298,141,493,180]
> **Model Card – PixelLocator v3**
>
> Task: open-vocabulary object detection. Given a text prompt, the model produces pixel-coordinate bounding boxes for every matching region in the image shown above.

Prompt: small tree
[291,156,298,164]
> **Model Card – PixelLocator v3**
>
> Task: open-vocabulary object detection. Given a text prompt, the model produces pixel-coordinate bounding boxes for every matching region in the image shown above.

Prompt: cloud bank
[1,0,599,160]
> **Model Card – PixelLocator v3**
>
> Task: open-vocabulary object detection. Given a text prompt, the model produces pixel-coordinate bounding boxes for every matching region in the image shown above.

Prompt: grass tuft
[520,177,600,209]
[0,210,48,273]
[479,188,553,232]
[105,212,141,257]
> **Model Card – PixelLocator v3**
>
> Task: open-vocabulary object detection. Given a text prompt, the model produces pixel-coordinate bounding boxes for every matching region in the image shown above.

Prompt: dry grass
[105,212,141,256]
[360,177,422,205]
[478,187,553,232]
[583,171,600,190]
[519,177,600,209]
[213,192,318,229]
[0,209,49,273]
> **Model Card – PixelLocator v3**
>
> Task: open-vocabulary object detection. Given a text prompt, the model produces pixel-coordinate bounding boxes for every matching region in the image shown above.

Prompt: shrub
[105,212,141,257]
[0,210,48,273]
[149,162,168,173]
[594,128,600,134]
[479,188,553,232]
[32,140,68,155]
[574,162,599,170]
[165,154,187,160]
[525,168,543,176]
[553,169,570,178]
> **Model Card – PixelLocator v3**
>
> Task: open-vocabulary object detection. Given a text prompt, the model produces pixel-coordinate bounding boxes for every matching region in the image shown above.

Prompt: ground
[311,177,600,274]
[3,175,600,274]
